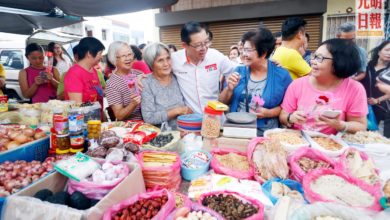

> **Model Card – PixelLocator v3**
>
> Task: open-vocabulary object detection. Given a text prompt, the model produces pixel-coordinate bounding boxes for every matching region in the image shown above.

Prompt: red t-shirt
[132,60,151,74]
[64,64,103,104]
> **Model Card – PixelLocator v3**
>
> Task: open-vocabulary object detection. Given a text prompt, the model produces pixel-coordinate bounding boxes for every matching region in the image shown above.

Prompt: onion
[33,132,47,140]
[22,128,35,137]
[14,134,29,144]
[5,141,20,150]
[8,132,20,140]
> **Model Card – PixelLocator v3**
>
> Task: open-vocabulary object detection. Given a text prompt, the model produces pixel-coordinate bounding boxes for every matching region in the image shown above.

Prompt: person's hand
[0,78,5,88]
[289,110,307,124]
[227,72,240,91]
[250,107,268,119]
[34,76,45,86]
[376,80,390,95]
[176,106,193,115]
[45,72,53,82]
[137,74,147,92]
[130,94,141,106]
[368,97,379,105]
[318,114,344,131]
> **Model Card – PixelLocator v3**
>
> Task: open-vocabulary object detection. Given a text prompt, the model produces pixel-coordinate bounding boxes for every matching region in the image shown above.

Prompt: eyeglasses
[189,41,212,51]
[243,48,256,54]
[116,53,134,60]
[310,54,333,63]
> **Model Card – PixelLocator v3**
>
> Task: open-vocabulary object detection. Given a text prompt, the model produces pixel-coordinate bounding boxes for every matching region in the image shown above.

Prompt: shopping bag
[367,105,379,131]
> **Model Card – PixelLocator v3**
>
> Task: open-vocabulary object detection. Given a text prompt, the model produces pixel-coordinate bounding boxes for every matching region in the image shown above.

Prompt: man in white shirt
[171,21,236,114]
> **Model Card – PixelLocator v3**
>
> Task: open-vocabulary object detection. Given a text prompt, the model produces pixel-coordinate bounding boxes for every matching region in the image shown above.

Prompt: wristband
[287,113,293,127]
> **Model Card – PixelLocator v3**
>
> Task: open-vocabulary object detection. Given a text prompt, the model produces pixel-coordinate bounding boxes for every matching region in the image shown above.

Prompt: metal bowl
[226,112,257,124]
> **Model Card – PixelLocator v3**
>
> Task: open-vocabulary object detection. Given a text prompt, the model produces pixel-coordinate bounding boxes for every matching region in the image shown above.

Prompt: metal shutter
[160,15,322,56]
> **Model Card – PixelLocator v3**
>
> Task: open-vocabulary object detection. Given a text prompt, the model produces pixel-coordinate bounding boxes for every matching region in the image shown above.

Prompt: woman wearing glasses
[141,42,193,129]
[280,39,368,134]
[220,28,292,136]
[105,41,143,121]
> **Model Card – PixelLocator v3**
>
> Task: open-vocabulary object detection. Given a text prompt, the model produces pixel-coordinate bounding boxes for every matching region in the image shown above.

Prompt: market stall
[1,99,390,220]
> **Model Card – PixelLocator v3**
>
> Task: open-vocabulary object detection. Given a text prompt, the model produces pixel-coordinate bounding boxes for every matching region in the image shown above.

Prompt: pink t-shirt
[64,64,103,105]
[281,76,368,135]
[25,66,57,103]
[132,60,151,74]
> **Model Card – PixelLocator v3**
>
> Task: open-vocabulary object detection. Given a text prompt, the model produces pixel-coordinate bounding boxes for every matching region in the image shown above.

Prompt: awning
[0,0,178,17]
[0,0,178,35]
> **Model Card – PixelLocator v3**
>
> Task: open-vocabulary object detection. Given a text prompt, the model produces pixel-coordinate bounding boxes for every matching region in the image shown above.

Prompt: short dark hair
[25,43,44,57]
[321,39,360,78]
[181,21,209,45]
[273,31,282,38]
[305,33,310,42]
[253,27,276,59]
[77,37,105,60]
[72,44,79,56]
[138,43,146,50]
[130,45,143,61]
[241,31,257,44]
[282,17,307,41]
[168,44,177,52]
[230,46,240,56]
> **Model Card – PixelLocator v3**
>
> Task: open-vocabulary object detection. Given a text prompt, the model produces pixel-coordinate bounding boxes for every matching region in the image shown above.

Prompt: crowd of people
[12,17,390,137]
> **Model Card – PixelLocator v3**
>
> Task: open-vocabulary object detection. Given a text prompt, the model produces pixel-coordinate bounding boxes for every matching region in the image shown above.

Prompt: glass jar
[49,127,57,155]
[70,131,84,153]
[53,115,69,135]
[87,120,101,139]
[201,106,223,139]
[56,134,70,154]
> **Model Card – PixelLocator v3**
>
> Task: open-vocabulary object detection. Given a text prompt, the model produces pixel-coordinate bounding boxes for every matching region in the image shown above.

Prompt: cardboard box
[203,137,251,153]
[2,162,145,220]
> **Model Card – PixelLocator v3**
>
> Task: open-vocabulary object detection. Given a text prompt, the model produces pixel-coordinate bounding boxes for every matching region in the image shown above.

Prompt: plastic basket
[181,150,211,181]
[0,136,50,163]
[0,136,50,214]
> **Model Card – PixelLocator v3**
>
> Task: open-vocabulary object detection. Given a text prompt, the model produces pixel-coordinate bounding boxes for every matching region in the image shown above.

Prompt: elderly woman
[220,28,292,136]
[280,39,368,134]
[64,37,105,105]
[141,42,192,129]
[105,41,143,121]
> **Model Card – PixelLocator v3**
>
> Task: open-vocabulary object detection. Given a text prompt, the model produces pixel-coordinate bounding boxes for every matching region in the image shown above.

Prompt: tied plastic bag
[288,147,336,182]
[198,190,265,220]
[211,148,254,179]
[54,152,101,182]
[289,202,375,220]
[103,189,175,220]
[67,161,130,200]
[261,178,307,205]
[302,168,382,211]
[166,202,225,220]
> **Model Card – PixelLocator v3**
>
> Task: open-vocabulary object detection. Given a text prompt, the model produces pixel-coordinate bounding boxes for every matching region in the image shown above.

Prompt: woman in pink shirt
[64,37,105,105]
[280,39,368,135]
[19,43,60,103]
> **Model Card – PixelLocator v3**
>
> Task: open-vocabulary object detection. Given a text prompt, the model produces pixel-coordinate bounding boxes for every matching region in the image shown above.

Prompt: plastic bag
[67,161,130,200]
[261,178,306,205]
[288,147,336,182]
[102,189,175,220]
[211,148,254,179]
[247,137,289,183]
[289,202,375,220]
[336,148,381,188]
[2,196,83,220]
[302,168,382,211]
[367,105,379,131]
[142,131,181,152]
[54,152,101,182]
[198,190,264,220]
[166,202,225,220]
[137,151,181,190]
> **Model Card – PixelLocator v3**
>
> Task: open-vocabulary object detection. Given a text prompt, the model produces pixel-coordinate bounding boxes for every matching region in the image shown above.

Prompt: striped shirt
[105,71,142,120]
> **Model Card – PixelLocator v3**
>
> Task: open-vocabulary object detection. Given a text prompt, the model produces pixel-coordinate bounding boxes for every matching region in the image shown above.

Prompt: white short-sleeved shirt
[171,48,236,114]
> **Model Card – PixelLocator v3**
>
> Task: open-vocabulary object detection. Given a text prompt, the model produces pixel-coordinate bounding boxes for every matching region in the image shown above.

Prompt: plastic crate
[0,136,50,214]
[0,137,50,164]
